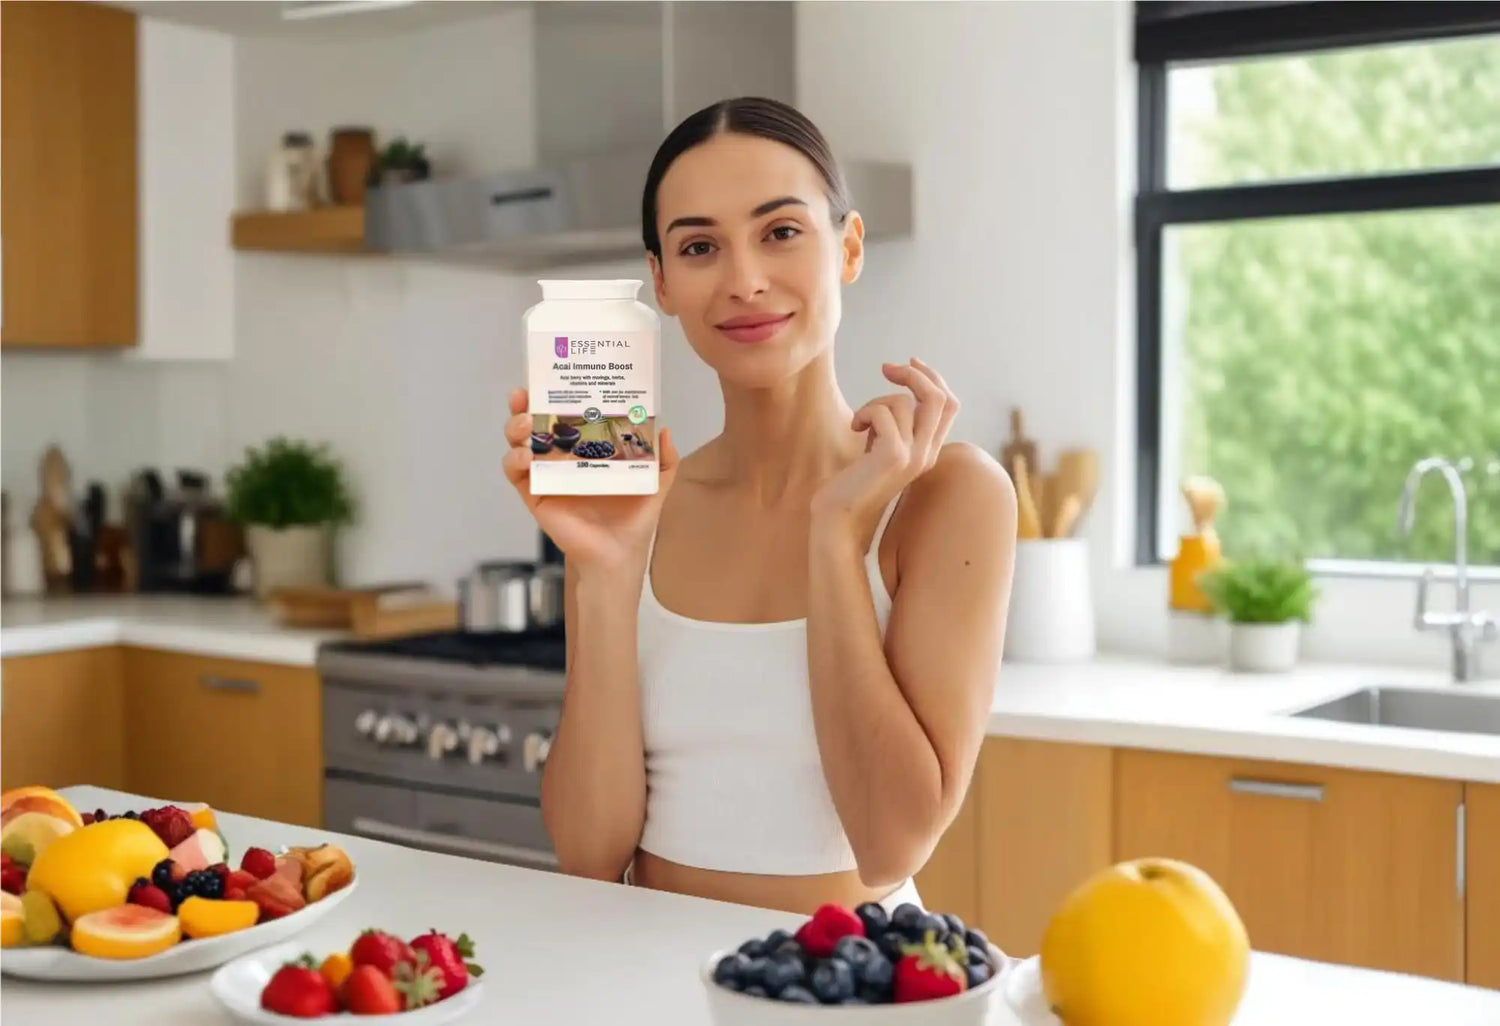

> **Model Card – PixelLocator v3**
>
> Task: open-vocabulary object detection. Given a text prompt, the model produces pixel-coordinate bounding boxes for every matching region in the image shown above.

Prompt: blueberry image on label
[574,441,616,460]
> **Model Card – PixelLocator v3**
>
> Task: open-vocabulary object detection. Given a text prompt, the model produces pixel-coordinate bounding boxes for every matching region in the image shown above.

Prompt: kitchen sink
[1290,686,1500,736]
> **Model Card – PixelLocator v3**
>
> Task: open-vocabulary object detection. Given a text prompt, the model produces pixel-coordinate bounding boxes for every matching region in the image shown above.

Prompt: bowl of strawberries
[211,928,485,1023]
[702,902,1019,1025]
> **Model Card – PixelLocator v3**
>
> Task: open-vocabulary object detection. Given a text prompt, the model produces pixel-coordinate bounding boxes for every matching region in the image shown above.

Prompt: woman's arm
[807,442,1016,887]
[540,555,649,881]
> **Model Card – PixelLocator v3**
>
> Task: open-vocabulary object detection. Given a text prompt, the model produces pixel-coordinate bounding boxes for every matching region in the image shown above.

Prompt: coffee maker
[127,469,243,594]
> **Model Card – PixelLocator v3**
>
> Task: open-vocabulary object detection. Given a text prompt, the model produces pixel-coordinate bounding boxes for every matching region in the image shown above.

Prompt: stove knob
[426,721,460,761]
[523,730,553,773]
[375,713,419,747]
[354,709,379,738]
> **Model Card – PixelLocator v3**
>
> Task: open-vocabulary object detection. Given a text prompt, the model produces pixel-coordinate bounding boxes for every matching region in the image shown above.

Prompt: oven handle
[350,817,560,869]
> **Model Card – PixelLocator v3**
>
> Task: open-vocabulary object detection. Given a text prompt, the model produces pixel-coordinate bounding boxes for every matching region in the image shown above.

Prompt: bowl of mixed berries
[702,902,1015,1024]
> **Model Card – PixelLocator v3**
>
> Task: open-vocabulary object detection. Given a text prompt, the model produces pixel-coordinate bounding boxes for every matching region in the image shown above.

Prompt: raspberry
[127,879,173,914]
[241,847,277,880]
[139,806,195,849]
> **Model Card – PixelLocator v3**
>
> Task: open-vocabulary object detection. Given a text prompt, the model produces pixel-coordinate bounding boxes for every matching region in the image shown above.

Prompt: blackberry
[195,872,225,900]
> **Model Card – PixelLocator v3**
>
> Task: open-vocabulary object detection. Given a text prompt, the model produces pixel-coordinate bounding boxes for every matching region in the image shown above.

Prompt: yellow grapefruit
[1041,857,1249,1026]
[178,896,258,939]
[27,819,170,921]
[0,892,23,948]
[71,904,181,960]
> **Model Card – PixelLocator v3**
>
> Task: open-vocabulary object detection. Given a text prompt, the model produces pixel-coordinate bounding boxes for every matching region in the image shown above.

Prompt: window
[1135,3,1500,571]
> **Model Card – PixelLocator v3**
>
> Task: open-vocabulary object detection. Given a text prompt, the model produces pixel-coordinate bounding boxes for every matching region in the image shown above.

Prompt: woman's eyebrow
[664,196,809,236]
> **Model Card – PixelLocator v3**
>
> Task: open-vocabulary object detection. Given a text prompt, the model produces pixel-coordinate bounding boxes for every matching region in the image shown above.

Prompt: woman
[502,97,1016,915]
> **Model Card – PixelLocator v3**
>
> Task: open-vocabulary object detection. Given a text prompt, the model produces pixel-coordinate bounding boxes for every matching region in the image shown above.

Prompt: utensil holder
[1004,538,1096,663]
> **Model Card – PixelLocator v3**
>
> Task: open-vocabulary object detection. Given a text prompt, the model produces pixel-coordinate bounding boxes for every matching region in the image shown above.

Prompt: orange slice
[178,896,258,939]
[180,803,219,833]
[71,904,181,959]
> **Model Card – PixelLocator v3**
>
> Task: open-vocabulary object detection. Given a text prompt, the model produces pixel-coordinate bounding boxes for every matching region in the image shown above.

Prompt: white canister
[1228,621,1301,673]
[1003,538,1096,663]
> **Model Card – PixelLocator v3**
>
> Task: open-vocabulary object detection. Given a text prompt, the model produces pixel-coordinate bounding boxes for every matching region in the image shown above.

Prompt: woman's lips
[715,313,794,344]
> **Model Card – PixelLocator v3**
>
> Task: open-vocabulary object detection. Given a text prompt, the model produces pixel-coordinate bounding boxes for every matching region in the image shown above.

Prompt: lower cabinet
[122,647,323,827]
[1469,783,1500,989]
[1,648,127,790]
[1115,750,1465,982]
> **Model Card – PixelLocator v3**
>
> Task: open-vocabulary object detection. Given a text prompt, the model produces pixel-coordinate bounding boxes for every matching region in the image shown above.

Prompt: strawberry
[0,854,26,895]
[260,955,338,1018]
[127,879,173,915]
[139,806,195,849]
[227,869,259,892]
[409,930,484,999]
[343,964,402,1015]
[225,886,247,902]
[793,903,865,958]
[245,872,306,921]
[350,929,416,977]
[392,956,444,1010]
[240,847,277,881]
[893,932,967,1003]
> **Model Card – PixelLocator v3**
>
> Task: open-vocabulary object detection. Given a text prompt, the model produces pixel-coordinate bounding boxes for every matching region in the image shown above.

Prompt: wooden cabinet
[1115,749,1465,982]
[977,738,1113,956]
[915,767,981,927]
[122,648,323,828]
[1468,783,1500,989]
[1,1,138,348]
[1,648,127,790]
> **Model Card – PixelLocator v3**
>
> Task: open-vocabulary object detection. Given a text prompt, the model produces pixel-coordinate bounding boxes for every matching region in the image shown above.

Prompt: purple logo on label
[554,336,569,359]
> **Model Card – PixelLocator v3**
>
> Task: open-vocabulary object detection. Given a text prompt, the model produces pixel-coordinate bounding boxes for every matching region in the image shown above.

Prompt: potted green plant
[225,438,354,598]
[1198,558,1318,672]
[369,136,431,188]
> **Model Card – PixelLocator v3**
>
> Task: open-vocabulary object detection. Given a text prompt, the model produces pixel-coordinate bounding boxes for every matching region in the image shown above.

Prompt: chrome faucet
[1397,457,1497,682]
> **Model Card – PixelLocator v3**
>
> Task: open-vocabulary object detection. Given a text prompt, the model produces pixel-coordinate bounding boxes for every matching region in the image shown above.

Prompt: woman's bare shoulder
[891,442,1016,550]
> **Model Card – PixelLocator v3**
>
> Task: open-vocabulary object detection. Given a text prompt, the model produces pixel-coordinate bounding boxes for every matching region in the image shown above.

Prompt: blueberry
[713,952,752,988]
[761,955,806,996]
[777,985,818,1004]
[810,958,856,1004]
[151,860,175,890]
[763,928,793,951]
[876,930,908,963]
[833,935,878,967]
[967,944,991,967]
[738,937,767,959]
[890,902,925,938]
[943,912,967,936]
[855,901,889,937]
[858,953,894,997]
[965,927,991,954]
[842,997,870,1005]
[771,939,804,961]
[743,985,768,998]
[966,960,992,988]
[741,957,770,988]
[918,912,949,942]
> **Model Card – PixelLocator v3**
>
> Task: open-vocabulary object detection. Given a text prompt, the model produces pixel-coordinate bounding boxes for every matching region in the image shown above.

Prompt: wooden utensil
[1051,493,1083,538]
[1001,409,1039,483]
[1014,454,1043,540]
[1057,448,1099,512]
[1039,471,1062,538]
[1182,475,1226,541]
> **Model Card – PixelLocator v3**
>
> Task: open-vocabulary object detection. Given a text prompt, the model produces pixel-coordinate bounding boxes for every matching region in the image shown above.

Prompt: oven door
[325,777,558,872]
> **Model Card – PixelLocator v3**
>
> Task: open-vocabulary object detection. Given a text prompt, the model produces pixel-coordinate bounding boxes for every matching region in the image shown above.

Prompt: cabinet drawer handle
[200,675,260,694]
[1229,778,1324,802]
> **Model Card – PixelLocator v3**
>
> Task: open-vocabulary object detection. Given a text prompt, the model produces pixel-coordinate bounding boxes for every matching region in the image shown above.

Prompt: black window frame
[1133,3,1500,566]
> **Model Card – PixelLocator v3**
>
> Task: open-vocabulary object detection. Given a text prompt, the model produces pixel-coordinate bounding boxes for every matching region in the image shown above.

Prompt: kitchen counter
[5,786,1500,1025]
[0,596,342,666]
[991,656,1500,783]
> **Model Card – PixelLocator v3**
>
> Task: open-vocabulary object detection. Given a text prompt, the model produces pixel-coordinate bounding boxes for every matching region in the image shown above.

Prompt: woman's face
[649,132,863,390]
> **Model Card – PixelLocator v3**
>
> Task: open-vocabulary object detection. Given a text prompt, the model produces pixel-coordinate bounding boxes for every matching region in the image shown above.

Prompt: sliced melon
[167,828,227,873]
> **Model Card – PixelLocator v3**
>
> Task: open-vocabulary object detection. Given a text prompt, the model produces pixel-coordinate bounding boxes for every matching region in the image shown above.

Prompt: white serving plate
[0,875,357,982]
[700,943,1023,1026]
[212,941,486,1025]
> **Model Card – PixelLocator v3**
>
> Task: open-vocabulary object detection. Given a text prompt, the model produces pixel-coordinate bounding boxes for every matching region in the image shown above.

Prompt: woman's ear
[648,252,676,315]
[840,212,866,285]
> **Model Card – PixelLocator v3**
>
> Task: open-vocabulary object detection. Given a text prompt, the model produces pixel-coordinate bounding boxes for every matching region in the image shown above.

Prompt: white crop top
[636,495,901,876]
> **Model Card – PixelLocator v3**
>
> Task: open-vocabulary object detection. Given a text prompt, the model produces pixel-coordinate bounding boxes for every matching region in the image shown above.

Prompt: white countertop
[990,656,1500,783]
[0,596,342,666]
[3,786,1498,1025]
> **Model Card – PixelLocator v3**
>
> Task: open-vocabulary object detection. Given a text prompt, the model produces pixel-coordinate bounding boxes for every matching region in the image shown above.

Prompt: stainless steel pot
[459,561,564,633]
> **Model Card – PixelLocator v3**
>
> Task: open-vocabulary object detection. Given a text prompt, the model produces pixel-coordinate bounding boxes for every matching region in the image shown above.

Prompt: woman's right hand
[501,388,681,571]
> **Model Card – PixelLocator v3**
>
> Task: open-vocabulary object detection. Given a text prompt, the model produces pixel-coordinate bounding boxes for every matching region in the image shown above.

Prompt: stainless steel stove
[317,626,565,872]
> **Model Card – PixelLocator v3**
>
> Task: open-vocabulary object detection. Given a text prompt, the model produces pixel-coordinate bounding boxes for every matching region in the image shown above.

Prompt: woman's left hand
[811,357,960,524]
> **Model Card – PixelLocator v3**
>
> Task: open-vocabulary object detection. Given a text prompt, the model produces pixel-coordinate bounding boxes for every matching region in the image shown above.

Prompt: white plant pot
[1227,621,1301,673]
[244,524,331,599]
[1003,538,1096,663]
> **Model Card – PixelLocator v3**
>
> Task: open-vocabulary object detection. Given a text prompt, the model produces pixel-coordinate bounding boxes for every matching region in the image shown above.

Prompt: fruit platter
[211,928,485,1024]
[702,900,1014,1024]
[0,786,358,982]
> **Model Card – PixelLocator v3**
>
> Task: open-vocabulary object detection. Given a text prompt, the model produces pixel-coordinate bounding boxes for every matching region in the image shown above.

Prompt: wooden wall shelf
[231,206,368,254]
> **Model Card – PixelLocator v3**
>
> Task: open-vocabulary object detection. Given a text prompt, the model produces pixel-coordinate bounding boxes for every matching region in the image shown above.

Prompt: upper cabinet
[1,1,139,349]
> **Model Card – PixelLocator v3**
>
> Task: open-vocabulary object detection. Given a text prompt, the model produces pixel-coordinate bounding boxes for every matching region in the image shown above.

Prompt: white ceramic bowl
[0,876,357,982]
[700,944,1023,1026]
[211,941,487,1025]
